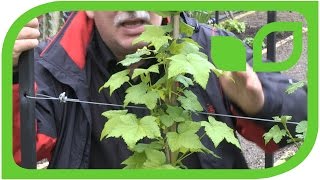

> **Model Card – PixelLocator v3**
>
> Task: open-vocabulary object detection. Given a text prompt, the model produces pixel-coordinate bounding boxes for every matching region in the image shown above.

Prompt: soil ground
[237,11,307,42]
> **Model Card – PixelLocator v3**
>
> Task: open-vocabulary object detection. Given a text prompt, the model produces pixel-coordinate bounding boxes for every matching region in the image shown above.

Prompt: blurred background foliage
[38,11,70,40]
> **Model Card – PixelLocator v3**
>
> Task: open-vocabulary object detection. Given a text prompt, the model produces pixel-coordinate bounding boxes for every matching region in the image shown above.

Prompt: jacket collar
[39,11,93,71]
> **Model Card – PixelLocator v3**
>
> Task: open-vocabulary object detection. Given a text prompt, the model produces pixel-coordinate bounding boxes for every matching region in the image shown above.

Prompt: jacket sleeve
[13,83,57,165]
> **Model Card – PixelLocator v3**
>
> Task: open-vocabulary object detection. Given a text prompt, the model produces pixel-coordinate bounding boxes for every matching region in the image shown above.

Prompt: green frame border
[2,1,318,179]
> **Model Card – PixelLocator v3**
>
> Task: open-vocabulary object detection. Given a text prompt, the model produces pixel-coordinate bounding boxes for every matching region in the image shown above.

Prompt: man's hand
[13,18,40,68]
[219,64,265,115]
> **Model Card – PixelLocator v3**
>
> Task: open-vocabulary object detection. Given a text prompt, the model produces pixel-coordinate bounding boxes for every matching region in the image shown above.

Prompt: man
[13,11,307,168]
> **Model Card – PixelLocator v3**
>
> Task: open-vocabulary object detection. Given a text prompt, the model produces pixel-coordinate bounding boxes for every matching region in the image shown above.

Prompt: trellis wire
[26,93,299,125]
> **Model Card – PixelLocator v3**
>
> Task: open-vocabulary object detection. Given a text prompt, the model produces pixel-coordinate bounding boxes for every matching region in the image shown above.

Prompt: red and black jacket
[13,12,307,168]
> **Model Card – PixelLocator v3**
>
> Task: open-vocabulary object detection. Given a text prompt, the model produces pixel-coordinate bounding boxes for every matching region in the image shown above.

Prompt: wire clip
[58,92,67,103]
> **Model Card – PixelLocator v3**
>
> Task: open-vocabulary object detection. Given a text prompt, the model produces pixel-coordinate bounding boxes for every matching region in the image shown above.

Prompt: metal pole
[18,49,37,168]
[267,11,277,62]
[265,153,274,168]
[215,11,219,24]
[265,11,277,168]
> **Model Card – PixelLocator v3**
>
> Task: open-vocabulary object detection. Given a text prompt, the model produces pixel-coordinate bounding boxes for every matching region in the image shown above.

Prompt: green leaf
[157,164,178,169]
[182,38,202,48]
[101,110,128,119]
[100,113,136,141]
[166,131,205,152]
[99,69,130,95]
[144,90,160,109]
[124,83,148,105]
[273,116,292,124]
[122,152,147,169]
[175,75,194,87]
[132,141,164,153]
[178,121,201,134]
[169,39,200,56]
[132,69,149,79]
[143,149,166,168]
[154,74,166,86]
[154,11,180,17]
[263,125,287,144]
[211,66,225,78]
[101,113,161,148]
[159,106,189,128]
[124,83,160,109]
[148,64,160,73]
[201,116,241,149]
[160,115,174,127]
[286,81,306,94]
[119,47,151,66]
[187,53,215,88]
[295,134,305,141]
[166,105,188,122]
[168,53,215,88]
[167,54,189,78]
[155,52,169,62]
[180,20,194,37]
[296,120,307,138]
[123,149,177,169]
[132,64,159,79]
[100,110,128,141]
[139,116,162,139]
[215,19,245,34]
[133,25,172,51]
[177,90,203,112]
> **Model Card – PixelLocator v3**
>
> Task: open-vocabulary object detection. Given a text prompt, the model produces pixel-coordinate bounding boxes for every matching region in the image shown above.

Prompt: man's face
[86,11,163,60]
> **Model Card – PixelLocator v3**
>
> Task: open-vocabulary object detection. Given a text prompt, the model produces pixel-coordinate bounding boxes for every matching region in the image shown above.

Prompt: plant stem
[163,132,171,164]
[128,81,133,87]
[282,123,299,148]
[164,14,181,165]
[173,15,180,39]
[176,151,193,163]
[199,133,206,140]
[141,57,156,60]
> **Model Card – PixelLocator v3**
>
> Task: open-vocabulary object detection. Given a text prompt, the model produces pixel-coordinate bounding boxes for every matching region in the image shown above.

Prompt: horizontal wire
[198,111,298,125]
[26,93,299,125]
[26,96,59,101]
[26,94,146,110]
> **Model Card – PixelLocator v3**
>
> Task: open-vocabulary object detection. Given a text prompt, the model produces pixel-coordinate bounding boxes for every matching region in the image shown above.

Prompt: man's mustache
[114,11,151,26]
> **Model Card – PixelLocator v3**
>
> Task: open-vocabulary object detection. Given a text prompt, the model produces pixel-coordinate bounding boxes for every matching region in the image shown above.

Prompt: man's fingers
[14,39,39,53]
[13,18,39,68]
[13,39,39,67]
[25,18,39,28]
[17,27,41,40]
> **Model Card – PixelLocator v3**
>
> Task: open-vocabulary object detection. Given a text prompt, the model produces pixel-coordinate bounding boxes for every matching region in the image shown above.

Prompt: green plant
[186,11,215,24]
[285,81,307,94]
[263,81,307,165]
[215,19,246,34]
[243,37,266,48]
[99,12,240,169]
[263,116,307,146]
